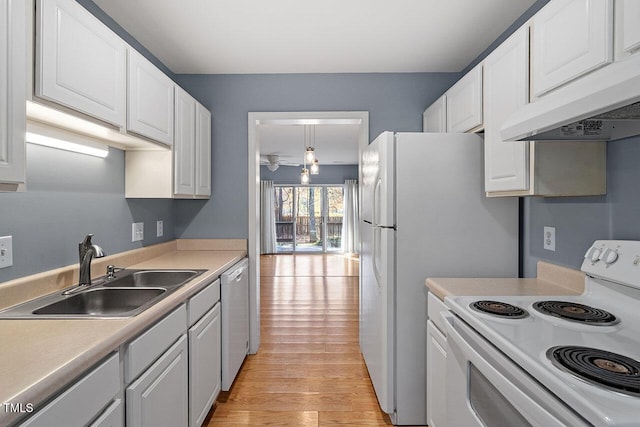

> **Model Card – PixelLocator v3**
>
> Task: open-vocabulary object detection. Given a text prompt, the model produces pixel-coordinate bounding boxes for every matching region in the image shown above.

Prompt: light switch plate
[132,222,144,242]
[544,226,556,251]
[156,220,163,237]
[0,235,13,268]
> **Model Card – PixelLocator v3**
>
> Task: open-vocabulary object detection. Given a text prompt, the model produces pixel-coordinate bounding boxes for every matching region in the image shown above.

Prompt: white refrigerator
[360,132,518,425]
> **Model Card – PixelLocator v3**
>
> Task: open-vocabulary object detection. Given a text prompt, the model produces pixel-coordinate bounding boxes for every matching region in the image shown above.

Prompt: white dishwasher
[220,258,249,391]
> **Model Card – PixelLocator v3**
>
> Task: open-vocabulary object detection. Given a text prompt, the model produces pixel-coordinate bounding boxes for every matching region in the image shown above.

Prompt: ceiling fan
[260,154,300,171]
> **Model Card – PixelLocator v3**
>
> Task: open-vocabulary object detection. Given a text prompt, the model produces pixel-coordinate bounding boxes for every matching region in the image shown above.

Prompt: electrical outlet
[0,236,13,268]
[156,220,163,237]
[132,222,144,242]
[544,226,556,251]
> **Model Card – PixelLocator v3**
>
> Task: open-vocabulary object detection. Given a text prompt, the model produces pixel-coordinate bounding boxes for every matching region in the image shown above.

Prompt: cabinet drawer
[188,278,220,326]
[20,353,119,427]
[125,304,187,383]
[427,291,449,336]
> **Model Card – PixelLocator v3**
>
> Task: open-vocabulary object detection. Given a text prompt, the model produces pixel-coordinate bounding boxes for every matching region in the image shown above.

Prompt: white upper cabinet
[446,65,483,133]
[484,26,530,193]
[423,95,446,132]
[0,0,26,191]
[195,103,212,197]
[174,86,211,198]
[174,86,196,196]
[36,0,126,127]
[531,0,613,97]
[615,0,640,59]
[127,49,175,146]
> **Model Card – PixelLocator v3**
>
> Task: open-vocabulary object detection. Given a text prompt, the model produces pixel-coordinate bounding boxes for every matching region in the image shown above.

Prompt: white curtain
[341,179,359,254]
[260,180,277,254]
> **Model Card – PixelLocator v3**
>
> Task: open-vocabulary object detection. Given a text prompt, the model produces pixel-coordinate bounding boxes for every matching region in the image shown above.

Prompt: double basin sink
[0,269,205,319]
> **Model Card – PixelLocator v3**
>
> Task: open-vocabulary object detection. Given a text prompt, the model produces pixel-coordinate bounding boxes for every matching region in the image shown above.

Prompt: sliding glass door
[273,185,344,253]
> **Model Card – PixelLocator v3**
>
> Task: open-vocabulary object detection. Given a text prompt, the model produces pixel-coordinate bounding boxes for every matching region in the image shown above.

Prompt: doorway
[247,111,369,354]
[275,185,345,253]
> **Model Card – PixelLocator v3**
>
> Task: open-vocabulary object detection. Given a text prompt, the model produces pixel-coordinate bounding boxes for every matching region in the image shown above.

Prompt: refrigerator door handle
[373,177,382,226]
[372,227,382,291]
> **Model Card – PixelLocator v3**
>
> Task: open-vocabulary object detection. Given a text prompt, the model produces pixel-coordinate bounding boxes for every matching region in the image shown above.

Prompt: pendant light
[310,159,319,175]
[304,125,316,163]
[300,167,310,184]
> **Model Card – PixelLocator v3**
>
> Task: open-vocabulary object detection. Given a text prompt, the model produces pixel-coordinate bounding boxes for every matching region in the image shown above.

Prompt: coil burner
[533,301,619,325]
[548,346,640,396]
[470,300,528,319]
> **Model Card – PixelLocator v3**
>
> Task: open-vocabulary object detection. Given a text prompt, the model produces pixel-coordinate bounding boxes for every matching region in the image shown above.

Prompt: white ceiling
[259,124,360,166]
[92,0,537,74]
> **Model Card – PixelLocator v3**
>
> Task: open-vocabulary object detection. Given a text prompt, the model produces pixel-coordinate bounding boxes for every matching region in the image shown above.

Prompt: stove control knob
[584,246,602,263]
[601,248,619,265]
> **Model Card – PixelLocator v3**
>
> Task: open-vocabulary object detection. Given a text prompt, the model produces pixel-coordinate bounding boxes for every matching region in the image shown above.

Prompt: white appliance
[444,240,640,427]
[360,132,518,425]
[221,258,249,391]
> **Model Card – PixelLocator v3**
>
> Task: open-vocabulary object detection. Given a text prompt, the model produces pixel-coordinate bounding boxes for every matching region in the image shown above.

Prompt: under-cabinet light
[26,132,109,158]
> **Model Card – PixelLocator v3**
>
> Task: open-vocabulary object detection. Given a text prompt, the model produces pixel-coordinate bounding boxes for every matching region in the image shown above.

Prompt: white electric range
[443,240,640,427]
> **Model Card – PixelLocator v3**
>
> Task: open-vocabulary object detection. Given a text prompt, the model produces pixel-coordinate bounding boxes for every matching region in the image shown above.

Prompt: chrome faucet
[78,234,105,286]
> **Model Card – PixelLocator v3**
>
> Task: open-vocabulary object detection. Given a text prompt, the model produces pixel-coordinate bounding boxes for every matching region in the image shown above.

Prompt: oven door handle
[444,315,576,427]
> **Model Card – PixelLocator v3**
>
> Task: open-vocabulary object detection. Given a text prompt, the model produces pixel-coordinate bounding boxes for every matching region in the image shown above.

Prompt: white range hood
[501,54,640,142]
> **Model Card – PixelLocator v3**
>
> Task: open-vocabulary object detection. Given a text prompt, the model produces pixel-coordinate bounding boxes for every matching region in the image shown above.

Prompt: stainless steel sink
[101,270,201,289]
[0,269,205,319]
[32,288,166,316]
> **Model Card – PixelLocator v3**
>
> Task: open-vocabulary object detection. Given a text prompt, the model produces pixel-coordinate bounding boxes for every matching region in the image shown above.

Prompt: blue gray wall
[0,1,178,282]
[173,73,460,238]
[260,165,358,185]
[522,136,640,276]
[0,145,174,282]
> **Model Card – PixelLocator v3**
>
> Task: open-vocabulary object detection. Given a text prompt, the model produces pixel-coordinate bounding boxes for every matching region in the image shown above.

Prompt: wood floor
[205,253,393,426]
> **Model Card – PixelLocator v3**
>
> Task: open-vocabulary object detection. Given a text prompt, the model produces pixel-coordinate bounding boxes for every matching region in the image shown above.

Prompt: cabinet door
[423,95,446,132]
[446,65,483,133]
[127,335,189,427]
[174,87,196,196]
[484,26,530,193]
[616,0,640,58]
[189,303,221,427]
[127,49,174,146]
[531,0,613,97]
[427,321,447,427]
[195,102,211,197]
[89,399,123,427]
[36,0,126,127]
[0,0,26,189]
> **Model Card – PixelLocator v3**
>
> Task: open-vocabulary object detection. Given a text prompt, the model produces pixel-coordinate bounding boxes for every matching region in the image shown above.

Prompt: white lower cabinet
[427,321,447,427]
[427,292,449,427]
[90,399,124,427]
[189,303,221,427]
[19,353,121,427]
[187,280,222,427]
[126,335,189,427]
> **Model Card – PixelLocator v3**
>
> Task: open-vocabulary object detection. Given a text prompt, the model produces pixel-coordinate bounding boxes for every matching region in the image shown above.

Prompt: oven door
[443,313,590,427]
